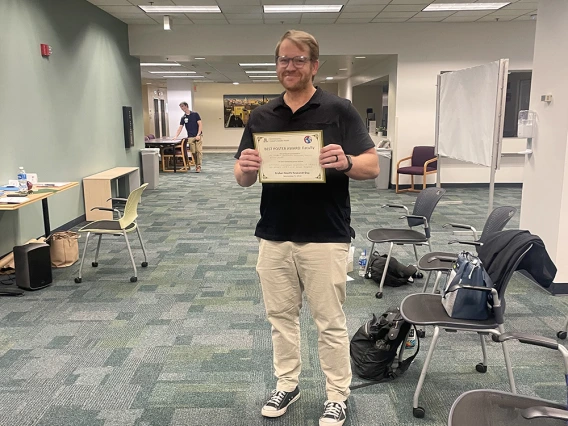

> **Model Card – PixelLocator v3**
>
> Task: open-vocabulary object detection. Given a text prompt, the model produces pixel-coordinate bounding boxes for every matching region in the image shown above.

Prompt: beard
[278,69,313,92]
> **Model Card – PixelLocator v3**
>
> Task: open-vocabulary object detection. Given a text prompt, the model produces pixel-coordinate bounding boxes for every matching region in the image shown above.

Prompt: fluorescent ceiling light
[140,63,181,67]
[139,5,221,13]
[245,70,277,74]
[233,82,239,85]
[263,5,343,13]
[149,71,196,74]
[239,63,276,67]
[423,3,510,11]
[163,75,204,78]
[195,57,206,60]
[339,68,347,71]
[163,15,171,30]
[355,56,365,59]
[326,77,334,80]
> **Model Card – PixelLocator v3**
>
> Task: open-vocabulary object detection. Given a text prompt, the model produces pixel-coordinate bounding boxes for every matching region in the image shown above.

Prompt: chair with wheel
[365,187,446,299]
[448,333,568,426]
[419,206,517,294]
[400,236,535,419]
[75,183,149,283]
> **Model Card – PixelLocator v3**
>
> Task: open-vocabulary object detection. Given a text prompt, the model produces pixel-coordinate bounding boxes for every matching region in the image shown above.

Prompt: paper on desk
[35,182,69,187]
[0,197,30,204]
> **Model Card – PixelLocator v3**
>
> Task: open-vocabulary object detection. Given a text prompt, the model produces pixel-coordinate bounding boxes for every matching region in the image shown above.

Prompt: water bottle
[17,167,27,191]
[358,249,367,277]
[405,328,416,349]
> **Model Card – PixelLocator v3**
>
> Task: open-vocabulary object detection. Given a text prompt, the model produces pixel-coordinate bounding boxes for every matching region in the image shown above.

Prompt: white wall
[192,82,338,150]
[129,22,535,183]
[166,79,193,136]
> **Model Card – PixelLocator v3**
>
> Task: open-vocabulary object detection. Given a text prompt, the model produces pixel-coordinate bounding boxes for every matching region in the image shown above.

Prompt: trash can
[375,148,392,190]
[140,148,160,189]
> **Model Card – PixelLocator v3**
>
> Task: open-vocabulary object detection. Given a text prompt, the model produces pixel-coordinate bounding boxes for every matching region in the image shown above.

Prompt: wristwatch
[340,155,353,173]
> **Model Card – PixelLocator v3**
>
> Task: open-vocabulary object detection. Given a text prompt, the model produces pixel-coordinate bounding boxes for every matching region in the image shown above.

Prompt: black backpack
[350,307,419,387]
[365,251,417,287]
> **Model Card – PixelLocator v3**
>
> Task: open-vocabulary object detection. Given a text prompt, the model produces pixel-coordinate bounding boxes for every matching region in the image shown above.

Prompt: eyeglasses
[276,56,312,68]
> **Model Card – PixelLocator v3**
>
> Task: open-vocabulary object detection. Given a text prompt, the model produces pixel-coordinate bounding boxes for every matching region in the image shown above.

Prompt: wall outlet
[541,94,552,103]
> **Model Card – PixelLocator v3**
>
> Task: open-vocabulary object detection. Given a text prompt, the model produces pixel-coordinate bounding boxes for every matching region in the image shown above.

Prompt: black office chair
[400,235,534,419]
[448,333,568,426]
[365,187,446,299]
[419,206,517,294]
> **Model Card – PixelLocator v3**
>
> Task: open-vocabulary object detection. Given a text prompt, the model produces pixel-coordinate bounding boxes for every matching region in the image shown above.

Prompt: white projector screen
[438,61,500,167]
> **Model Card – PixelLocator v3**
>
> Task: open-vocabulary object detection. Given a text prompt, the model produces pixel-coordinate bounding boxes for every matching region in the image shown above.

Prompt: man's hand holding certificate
[253,130,328,183]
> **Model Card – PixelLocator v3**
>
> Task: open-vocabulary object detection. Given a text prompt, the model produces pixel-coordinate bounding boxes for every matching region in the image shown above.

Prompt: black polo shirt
[235,87,374,243]
[180,112,201,137]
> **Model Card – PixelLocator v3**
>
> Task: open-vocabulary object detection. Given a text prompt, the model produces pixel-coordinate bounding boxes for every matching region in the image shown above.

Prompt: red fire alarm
[40,44,52,57]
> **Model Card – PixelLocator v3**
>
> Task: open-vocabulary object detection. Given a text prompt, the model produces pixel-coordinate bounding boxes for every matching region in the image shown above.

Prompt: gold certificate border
[253,130,325,184]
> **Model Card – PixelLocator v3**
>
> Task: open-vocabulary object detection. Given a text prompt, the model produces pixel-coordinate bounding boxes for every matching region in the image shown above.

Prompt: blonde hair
[275,30,319,61]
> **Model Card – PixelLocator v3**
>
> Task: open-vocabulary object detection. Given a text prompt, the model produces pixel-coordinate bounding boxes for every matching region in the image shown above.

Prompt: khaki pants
[188,137,203,167]
[256,239,351,402]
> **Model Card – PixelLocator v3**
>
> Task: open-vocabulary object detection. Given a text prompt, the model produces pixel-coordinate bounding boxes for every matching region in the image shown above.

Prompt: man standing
[234,30,379,426]
[173,102,203,173]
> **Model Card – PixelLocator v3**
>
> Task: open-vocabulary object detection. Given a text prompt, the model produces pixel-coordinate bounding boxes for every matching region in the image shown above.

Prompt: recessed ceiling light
[140,63,181,67]
[239,63,276,67]
[326,77,334,80]
[138,5,221,13]
[423,3,510,11]
[245,70,277,74]
[194,57,206,60]
[149,71,196,74]
[163,15,171,30]
[355,56,366,59]
[339,68,348,71]
[163,75,204,78]
[233,82,239,85]
[264,5,343,13]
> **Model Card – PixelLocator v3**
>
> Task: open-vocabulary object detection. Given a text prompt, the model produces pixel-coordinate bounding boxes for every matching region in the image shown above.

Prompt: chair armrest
[443,223,479,240]
[106,197,127,203]
[521,406,568,421]
[498,332,558,350]
[399,214,429,229]
[448,240,483,247]
[382,204,410,215]
[424,157,437,168]
[427,255,456,263]
[446,284,496,295]
[90,207,122,218]
[396,155,412,169]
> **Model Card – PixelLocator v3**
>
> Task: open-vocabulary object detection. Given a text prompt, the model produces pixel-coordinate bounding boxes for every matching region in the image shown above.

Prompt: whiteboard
[438,61,500,167]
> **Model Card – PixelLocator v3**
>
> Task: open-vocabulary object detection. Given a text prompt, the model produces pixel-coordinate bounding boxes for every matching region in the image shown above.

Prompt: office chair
[396,146,438,194]
[419,206,517,294]
[400,236,534,419]
[74,184,148,283]
[448,333,568,426]
[365,187,446,299]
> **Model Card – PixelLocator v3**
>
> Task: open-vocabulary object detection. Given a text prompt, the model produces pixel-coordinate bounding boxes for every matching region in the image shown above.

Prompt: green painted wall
[0,0,143,255]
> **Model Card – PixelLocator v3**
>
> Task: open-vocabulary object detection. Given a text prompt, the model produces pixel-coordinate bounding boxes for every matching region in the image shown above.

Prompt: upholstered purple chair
[396,146,438,194]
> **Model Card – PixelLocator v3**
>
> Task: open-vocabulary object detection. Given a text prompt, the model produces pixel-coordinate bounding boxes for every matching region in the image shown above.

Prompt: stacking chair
[365,187,446,299]
[448,333,568,426]
[419,206,517,294]
[396,146,438,194]
[74,184,148,283]
[162,139,189,172]
[400,237,533,419]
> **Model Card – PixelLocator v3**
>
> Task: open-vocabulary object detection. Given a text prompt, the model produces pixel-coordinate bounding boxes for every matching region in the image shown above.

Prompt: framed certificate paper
[253,130,325,183]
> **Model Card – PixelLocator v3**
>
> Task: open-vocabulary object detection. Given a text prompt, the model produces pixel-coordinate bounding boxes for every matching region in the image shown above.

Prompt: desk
[145,138,182,173]
[0,182,79,237]
[83,167,140,221]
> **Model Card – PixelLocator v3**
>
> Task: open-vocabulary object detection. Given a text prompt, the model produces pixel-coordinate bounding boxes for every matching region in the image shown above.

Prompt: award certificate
[253,130,325,183]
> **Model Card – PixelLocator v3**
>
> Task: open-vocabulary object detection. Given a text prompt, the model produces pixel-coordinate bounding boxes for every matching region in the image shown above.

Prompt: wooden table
[145,138,183,173]
[0,182,79,237]
[83,167,140,221]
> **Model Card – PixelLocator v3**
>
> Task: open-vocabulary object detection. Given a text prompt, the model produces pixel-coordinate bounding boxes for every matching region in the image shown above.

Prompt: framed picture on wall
[223,95,279,128]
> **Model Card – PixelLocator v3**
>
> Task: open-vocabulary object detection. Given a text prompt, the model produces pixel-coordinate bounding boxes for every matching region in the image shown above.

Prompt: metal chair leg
[365,242,376,276]
[413,244,420,262]
[498,325,517,394]
[431,271,442,294]
[135,225,148,265]
[76,232,91,282]
[479,333,488,371]
[376,242,394,299]
[413,325,440,411]
[123,232,138,282]
[422,271,432,293]
[94,234,102,264]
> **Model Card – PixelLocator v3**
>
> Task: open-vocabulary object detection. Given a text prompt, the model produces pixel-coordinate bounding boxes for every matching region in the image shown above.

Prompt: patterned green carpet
[1,153,567,426]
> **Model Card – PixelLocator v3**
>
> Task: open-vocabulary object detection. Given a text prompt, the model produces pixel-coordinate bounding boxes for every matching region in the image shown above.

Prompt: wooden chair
[396,146,438,194]
[162,139,189,172]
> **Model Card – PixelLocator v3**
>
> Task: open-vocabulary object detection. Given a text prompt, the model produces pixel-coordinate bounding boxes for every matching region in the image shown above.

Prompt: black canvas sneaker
[261,387,300,418]
[319,400,347,426]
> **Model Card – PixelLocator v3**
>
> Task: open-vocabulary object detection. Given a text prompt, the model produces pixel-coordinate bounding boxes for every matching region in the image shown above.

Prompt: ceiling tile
[216,0,260,4]
[336,18,373,23]
[339,12,377,19]
[443,16,480,22]
[451,11,493,17]
[382,5,425,12]
[500,2,538,9]
[185,13,227,19]
[264,18,301,24]
[408,16,445,22]
[300,12,341,19]
[413,11,454,18]
[127,0,175,4]
[342,5,386,13]
[304,0,345,4]
[99,5,145,14]
[375,11,417,18]
[345,0,390,4]
[118,16,159,23]
[224,13,262,19]
[513,14,536,21]
[219,5,262,13]
[477,16,514,21]
[299,18,338,23]
[260,0,304,4]
[87,0,133,5]
[488,9,532,16]
[261,13,302,19]
[227,19,264,24]
[171,0,217,3]
[389,0,432,3]
[371,18,409,22]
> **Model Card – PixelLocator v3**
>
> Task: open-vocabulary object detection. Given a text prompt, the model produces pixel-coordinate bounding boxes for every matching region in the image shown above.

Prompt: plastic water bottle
[358,249,367,277]
[405,328,416,349]
[17,167,27,191]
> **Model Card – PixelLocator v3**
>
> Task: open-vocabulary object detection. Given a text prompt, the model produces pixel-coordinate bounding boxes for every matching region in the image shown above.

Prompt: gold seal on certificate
[253,130,325,183]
